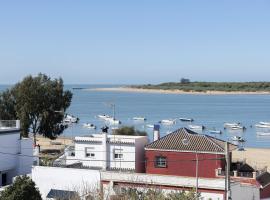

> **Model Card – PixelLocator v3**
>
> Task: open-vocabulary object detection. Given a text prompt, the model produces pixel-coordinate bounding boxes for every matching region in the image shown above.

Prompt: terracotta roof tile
[145,128,236,154]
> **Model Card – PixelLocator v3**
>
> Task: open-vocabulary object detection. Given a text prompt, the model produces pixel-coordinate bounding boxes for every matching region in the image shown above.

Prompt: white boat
[230,125,245,130]
[209,130,222,134]
[64,114,79,123]
[133,117,147,121]
[83,123,96,129]
[255,124,270,128]
[146,124,154,128]
[97,114,111,120]
[180,118,194,122]
[257,132,270,136]
[107,118,121,125]
[231,136,245,142]
[188,125,205,130]
[159,119,176,125]
[224,122,240,128]
[259,122,270,126]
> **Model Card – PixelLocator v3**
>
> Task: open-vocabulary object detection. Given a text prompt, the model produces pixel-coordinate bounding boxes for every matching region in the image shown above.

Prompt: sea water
[1,84,270,148]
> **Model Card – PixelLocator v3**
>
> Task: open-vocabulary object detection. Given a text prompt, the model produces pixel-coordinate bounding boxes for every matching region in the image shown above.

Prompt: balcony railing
[0,120,20,129]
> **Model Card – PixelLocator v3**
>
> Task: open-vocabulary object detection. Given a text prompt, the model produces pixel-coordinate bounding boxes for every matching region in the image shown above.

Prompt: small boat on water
[83,123,96,129]
[257,132,270,136]
[231,136,245,142]
[146,124,154,128]
[107,118,121,125]
[159,119,176,125]
[97,114,111,120]
[255,124,270,129]
[230,125,246,130]
[180,118,194,122]
[64,114,79,123]
[209,130,222,134]
[188,125,205,130]
[224,122,240,128]
[259,122,270,126]
[133,117,147,121]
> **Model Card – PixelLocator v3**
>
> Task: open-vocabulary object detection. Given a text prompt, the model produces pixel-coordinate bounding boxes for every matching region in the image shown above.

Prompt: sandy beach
[232,148,270,170]
[86,87,270,95]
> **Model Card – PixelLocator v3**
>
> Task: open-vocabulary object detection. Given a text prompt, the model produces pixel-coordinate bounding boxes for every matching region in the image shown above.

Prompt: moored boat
[257,132,270,136]
[224,122,240,128]
[83,123,96,129]
[188,125,205,130]
[255,124,270,128]
[133,117,147,121]
[259,122,270,126]
[146,124,154,128]
[231,136,245,142]
[209,130,222,134]
[159,119,176,125]
[97,114,111,120]
[64,114,79,123]
[180,118,194,122]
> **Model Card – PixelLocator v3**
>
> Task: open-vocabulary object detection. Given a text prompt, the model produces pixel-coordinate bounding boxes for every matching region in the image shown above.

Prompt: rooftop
[145,128,237,154]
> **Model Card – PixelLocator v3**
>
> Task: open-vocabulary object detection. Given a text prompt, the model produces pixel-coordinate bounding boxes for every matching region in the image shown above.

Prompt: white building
[0,120,34,187]
[61,133,148,173]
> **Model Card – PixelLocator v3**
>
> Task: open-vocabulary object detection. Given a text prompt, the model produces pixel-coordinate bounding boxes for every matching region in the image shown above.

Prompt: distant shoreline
[85,87,270,95]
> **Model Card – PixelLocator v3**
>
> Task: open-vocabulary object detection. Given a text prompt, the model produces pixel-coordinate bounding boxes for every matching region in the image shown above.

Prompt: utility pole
[225,142,231,200]
[195,152,199,199]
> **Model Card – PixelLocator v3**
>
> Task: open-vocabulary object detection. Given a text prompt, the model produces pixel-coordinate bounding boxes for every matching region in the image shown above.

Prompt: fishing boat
[255,124,270,128]
[159,119,176,125]
[224,122,240,128]
[64,114,79,123]
[231,136,245,142]
[133,117,147,121]
[83,123,96,129]
[180,118,194,122]
[209,130,222,134]
[188,125,205,130]
[257,132,270,136]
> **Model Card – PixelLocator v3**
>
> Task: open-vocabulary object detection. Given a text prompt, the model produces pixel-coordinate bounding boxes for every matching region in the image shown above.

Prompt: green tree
[0,74,72,144]
[0,176,42,200]
[114,126,147,136]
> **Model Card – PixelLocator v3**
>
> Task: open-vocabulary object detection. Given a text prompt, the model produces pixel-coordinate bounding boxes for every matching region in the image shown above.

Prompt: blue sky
[0,1,270,84]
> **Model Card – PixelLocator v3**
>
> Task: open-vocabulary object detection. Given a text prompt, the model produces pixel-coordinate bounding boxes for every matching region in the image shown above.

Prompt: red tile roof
[145,128,237,154]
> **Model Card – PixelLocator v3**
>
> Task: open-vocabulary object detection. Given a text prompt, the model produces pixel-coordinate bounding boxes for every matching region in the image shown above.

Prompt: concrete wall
[145,150,224,178]
[231,182,260,200]
[17,138,34,175]
[32,166,100,199]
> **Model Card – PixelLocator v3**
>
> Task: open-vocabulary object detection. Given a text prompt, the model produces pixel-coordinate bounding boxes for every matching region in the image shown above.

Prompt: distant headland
[87,80,270,95]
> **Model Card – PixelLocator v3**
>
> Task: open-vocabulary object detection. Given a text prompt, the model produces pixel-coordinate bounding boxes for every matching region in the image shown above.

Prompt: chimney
[153,125,160,141]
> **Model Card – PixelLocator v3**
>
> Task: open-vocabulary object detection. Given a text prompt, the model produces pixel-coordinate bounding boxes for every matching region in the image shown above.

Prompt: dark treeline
[131,82,270,92]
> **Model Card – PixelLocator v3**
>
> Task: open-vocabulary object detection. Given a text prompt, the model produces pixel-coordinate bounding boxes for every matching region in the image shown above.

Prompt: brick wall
[145,150,225,178]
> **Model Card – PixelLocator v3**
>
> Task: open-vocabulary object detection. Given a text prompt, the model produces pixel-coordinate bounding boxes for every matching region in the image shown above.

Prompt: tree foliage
[0,74,72,142]
[114,126,147,136]
[0,176,42,200]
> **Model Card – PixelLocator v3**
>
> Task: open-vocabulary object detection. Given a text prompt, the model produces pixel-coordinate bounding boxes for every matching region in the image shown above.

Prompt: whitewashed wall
[231,182,260,200]
[32,166,100,199]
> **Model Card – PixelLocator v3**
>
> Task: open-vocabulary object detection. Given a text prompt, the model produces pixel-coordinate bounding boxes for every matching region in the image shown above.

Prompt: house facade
[0,120,34,187]
[145,128,234,179]
[61,133,148,172]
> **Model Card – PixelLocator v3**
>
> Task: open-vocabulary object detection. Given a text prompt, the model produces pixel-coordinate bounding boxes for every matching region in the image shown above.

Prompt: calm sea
[1,84,270,148]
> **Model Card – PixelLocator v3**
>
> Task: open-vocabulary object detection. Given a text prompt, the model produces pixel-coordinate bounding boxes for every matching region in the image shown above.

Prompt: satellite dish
[182,138,190,146]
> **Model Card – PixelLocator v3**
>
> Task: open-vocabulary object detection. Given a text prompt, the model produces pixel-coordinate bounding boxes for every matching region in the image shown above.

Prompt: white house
[0,120,34,187]
[59,133,148,173]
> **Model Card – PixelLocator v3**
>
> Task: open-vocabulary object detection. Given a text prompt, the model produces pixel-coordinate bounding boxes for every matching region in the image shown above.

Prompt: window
[155,156,167,168]
[85,147,95,158]
[114,153,123,159]
[114,149,123,159]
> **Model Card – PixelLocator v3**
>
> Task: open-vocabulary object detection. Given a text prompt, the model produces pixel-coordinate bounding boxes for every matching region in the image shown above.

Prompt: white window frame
[114,149,123,160]
[155,156,167,168]
[85,147,95,158]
